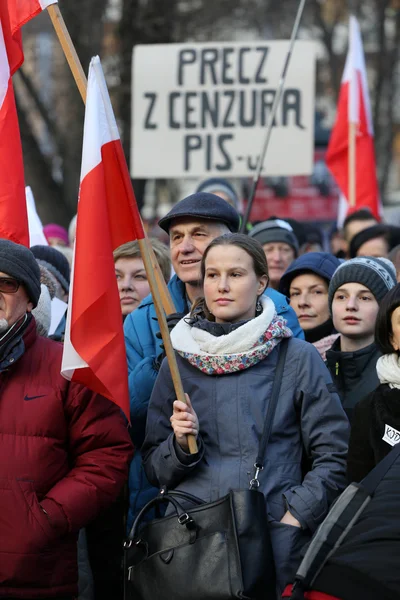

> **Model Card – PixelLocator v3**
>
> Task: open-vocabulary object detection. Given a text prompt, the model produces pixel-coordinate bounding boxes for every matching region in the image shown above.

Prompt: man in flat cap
[124,192,303,529]
[0,239,133,599]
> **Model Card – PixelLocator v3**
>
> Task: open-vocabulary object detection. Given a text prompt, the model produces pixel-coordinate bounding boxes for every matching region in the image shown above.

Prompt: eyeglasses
[0,277,20,294]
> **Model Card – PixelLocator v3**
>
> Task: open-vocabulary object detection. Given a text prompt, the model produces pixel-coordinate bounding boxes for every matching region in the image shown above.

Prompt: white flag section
[131,41,317,178]
[0,23,9,108]
[61,242,86,377]
[344,17,373,133]
[26,186,48,246]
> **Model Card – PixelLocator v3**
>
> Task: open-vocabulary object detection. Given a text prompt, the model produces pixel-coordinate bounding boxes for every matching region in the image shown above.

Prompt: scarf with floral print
[170,296,292,375]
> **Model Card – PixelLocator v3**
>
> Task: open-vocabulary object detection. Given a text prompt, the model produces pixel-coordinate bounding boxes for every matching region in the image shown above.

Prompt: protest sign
[131,41,316,178]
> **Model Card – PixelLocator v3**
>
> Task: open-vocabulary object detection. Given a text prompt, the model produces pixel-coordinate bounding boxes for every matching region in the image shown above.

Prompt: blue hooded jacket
[124,275,304,529]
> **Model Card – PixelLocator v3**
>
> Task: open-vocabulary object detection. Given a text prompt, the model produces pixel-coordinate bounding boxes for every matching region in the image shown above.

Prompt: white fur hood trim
[171,295,276,356]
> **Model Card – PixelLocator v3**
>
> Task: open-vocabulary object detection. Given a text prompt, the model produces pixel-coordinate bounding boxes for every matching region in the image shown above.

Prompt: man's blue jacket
[124,274,304,529]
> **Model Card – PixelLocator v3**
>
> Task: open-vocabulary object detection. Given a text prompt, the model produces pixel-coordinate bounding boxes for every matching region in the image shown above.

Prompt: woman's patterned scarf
[170,296,292,375]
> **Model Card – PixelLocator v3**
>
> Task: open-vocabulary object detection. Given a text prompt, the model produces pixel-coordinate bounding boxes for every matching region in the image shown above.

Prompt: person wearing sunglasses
[0,239,133,600]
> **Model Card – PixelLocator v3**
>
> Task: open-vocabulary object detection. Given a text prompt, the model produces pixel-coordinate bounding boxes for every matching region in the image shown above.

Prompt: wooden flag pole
[48,5,197,452]
[138,238,198,454]
[46,4,175,315]
[348,121,356,207]
[47,5,87,103]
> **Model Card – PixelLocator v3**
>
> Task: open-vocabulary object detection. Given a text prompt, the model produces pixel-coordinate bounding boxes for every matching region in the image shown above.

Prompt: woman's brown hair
[190,233,269,321]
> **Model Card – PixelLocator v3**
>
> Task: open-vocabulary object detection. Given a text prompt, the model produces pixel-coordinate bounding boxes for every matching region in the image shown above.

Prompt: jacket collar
[0,314,36,372]
[326,338,380,381]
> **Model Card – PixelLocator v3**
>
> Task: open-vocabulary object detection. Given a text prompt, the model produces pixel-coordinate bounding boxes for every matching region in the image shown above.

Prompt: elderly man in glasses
[0,239,133,600]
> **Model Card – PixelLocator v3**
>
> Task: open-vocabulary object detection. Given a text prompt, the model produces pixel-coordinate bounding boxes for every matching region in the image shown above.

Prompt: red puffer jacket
[0,319,134,598]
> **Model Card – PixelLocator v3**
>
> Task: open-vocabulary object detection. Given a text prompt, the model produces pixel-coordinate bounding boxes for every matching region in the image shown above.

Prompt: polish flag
[0,6,26,245]
[5,0,57,74]
[326,16,381,225]
[61,56,144,420]
[0,1,57,247]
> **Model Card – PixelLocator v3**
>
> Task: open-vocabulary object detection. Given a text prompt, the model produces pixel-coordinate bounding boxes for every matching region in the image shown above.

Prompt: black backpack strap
[360,440,400,495]
[250,338,289,489]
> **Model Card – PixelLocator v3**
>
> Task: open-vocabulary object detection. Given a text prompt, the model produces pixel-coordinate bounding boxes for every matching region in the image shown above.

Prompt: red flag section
[326,16,381,223]
[61,56,144,420]
[0,2,28,245]
[8,0,56,35]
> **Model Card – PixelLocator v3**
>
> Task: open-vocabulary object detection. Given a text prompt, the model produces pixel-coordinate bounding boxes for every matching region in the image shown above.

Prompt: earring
[256,299,262,312]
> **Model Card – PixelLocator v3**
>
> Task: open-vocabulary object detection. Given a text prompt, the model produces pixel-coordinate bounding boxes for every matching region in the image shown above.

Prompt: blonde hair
[113,238,171,283]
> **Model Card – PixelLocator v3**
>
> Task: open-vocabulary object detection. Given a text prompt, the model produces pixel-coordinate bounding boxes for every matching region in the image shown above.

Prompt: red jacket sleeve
[41,383,134,534]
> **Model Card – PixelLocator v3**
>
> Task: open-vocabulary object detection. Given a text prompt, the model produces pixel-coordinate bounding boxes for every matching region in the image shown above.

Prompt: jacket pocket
[0,478,54,555]
[269,521,311,593]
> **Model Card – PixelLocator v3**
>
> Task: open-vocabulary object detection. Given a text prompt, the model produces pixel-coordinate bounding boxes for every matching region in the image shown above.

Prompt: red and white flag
[61,56,144,420]
[0,0,56,246]
[8,0,56,37]
[326,16,381,225]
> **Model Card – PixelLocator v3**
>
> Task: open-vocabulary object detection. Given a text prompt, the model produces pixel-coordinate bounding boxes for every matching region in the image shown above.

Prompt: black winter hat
[279,252,341,297]
[349,224,391,258]
[328,256,397,312]
[0,239,41,307]
[30,245,70,293]
[158,193,240,234]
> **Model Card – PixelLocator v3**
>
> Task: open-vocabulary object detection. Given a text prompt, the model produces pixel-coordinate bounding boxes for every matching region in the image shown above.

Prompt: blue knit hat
[158,192,240,234]
[279,252,341,297]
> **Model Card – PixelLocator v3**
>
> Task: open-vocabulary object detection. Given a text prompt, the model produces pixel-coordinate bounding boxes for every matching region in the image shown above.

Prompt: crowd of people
[2,176,400,600]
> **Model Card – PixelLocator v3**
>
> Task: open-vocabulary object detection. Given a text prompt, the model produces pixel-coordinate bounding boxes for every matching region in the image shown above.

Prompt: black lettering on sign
[222,47,234,84]
[261,90,277,127]
[222,91,235,127]
[143,93,158,129]
[168,92,180,129]
[216,134,233,171]
[200,48,218,85]
[238,47,250,84]
[239,90,256,127]
[255,47,269,84]
[247,155,259,171]
[184,92,197,129]
[206,135,212,171]
[201,91,219,128]
[184,135,202,171]
[283,89,305,130]
[178,49,197,86]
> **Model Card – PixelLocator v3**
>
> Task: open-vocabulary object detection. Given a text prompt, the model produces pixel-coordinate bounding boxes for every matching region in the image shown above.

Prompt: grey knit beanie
[248,219,299,255]
[328,256,397,312]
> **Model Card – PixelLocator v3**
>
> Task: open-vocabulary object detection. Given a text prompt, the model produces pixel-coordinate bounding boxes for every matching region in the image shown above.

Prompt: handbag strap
[250,337,289,489]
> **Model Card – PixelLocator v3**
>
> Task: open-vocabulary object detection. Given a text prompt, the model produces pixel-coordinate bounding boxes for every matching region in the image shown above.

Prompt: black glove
[153,312,186,370]
[154,312,186,338]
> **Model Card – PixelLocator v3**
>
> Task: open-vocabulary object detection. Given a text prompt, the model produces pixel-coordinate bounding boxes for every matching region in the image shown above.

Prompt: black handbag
[124,338,289,600]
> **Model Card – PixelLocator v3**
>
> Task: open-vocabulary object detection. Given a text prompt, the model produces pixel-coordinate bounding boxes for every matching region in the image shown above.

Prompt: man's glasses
[0,277,20,294]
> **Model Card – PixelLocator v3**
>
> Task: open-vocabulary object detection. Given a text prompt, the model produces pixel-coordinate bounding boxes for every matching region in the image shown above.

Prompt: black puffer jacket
[347,384,400,483]
[312,443,400,600]
[326,339,381,423]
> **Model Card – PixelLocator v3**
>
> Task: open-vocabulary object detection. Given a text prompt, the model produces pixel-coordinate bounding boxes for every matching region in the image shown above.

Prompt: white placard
[49,297,67,336]
[131,41,316,178]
